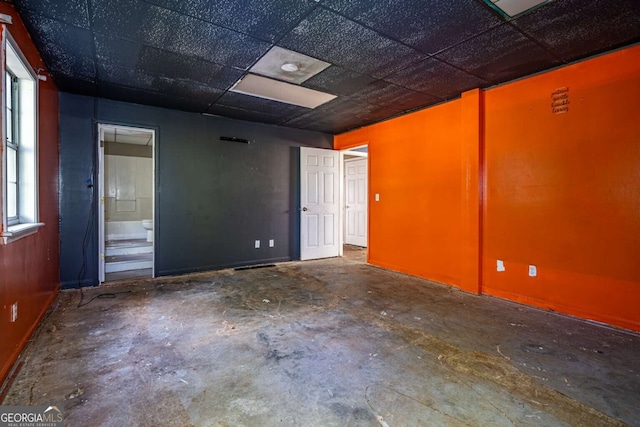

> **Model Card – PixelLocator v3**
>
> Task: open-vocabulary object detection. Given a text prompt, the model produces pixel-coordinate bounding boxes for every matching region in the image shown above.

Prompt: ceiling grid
[10,0,640,134]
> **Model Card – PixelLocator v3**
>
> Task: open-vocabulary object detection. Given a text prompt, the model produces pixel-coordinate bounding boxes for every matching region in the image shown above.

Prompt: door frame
[97,123,156,283]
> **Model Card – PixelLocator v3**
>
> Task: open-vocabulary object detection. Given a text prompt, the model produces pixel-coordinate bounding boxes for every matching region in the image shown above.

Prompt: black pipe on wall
[59,93,333,289]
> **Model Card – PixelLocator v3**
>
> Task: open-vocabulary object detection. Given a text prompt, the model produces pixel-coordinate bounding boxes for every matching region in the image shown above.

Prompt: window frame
[6,69,18,225]
[1,27,43,244]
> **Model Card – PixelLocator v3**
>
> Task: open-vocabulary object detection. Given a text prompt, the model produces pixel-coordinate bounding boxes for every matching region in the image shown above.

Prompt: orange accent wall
[483,46,640,331]
[336,100,468,287]
[337,45,640,332]
[0,4,60,386]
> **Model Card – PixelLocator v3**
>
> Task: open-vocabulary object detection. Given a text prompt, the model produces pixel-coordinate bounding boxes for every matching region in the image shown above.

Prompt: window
[1,31,42,244]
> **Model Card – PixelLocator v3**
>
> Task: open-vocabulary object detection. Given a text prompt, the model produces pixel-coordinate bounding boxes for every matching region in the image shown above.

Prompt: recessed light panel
[250,46,331,84]
[230,74,337,109]
[485,0,551,18]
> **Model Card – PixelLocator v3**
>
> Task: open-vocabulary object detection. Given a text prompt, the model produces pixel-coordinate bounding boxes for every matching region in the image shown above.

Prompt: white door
[300,147,340,260]
[345,158,367,247]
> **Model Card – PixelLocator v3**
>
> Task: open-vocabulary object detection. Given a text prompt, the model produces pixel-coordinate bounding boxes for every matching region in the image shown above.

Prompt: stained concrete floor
[3,247,640,426]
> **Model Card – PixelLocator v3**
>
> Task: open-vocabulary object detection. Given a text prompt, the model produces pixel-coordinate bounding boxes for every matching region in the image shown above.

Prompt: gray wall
[59,93,333,288]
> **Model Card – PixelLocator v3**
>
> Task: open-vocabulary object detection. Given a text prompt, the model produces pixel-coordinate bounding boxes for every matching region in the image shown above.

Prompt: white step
[106,245,152,256]
[105,253,153,273]
[105,260,153,273]
[105,239,152,256]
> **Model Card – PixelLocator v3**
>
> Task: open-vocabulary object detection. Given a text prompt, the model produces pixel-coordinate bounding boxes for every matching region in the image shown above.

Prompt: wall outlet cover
[497,260,505,272]
[529,265,537,277]
[255,240,260,249]
[10,302,18,322]
[375,193,380,201]
[269,239,274,247]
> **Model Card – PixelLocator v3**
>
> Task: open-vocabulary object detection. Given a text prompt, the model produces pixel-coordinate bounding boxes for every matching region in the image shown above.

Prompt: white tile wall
[105,154,152,223]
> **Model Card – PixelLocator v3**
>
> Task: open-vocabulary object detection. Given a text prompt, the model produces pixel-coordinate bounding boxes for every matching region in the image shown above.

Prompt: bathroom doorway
[97,124,155,283]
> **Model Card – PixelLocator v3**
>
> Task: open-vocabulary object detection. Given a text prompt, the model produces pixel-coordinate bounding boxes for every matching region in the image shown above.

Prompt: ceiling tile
[95,34,144,71]
[52,75,97,96]
[89,0,149,41]
[90,0,271,69]
[206,105,285,126]
[284,97,382,133]
[279,8,427,79]
[385,58,488,99]
[14,0,90,28]
[302,66,376,96]
[145,0,319,42]
[435,24,560,84]
[348,80,442,110]
[323,0,504,55]
[98,84,212,112]
[19,11,95,80]
[512,0,640,62]
[150,78,224,102]
[97,65,155,90]
[137,47,244,90]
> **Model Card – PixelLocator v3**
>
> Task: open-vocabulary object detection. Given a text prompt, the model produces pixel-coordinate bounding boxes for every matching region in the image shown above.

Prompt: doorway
[98,124,155,282]
[299,146,368,261]
[342,146,368,249]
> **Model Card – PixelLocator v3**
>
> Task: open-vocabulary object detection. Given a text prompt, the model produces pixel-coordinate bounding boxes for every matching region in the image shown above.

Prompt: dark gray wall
[59,93,333,289]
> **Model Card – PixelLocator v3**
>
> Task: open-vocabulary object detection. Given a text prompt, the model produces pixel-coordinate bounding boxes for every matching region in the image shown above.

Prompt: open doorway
[98,124,155,282]
[342,146,368,254]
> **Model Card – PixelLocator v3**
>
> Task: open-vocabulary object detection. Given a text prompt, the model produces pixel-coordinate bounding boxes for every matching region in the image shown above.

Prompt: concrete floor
[3,247,639,426]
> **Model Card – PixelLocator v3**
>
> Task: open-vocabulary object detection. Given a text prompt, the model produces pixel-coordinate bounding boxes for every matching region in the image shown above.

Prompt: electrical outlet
[375,193,380,202]
[10,302,17,322]
[254,240,260,249]
[529,265,537,277]
[269,239,274,247]
[497,260,505,272]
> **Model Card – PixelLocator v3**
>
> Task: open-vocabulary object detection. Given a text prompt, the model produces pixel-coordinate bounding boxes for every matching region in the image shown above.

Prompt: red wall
[0,4,60,385]
[336,45,640,332]
[484,46,640,331]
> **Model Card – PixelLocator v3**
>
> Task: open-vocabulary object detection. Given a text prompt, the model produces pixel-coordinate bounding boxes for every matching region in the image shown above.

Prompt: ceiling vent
[250,46,331,84]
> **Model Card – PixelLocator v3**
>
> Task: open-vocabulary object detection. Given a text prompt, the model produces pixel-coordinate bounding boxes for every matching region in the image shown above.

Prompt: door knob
[302,207,308,211]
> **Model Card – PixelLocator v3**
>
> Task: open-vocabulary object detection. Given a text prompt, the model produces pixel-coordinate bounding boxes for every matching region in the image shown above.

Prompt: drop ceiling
[9,0,640,134]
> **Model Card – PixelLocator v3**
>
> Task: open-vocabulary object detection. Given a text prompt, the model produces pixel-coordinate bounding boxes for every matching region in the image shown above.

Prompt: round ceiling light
[280,63,299,72]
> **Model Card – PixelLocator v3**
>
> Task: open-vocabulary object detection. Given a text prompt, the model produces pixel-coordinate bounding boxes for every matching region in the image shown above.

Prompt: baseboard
[61,278,97,290]
[157,257,292,277]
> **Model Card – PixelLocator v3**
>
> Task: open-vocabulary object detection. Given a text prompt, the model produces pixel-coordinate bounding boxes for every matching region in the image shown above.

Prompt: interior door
[300,147,340,260]
[345,158,367,247]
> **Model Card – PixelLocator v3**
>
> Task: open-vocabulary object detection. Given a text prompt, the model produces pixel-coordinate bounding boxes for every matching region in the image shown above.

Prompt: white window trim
[0,27,41,245]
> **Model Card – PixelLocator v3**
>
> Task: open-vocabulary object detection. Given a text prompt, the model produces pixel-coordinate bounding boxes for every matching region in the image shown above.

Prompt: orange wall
[0,4,60,385]
[483,46,640,331]
[336,100,468,287]
[337,45,640,332]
